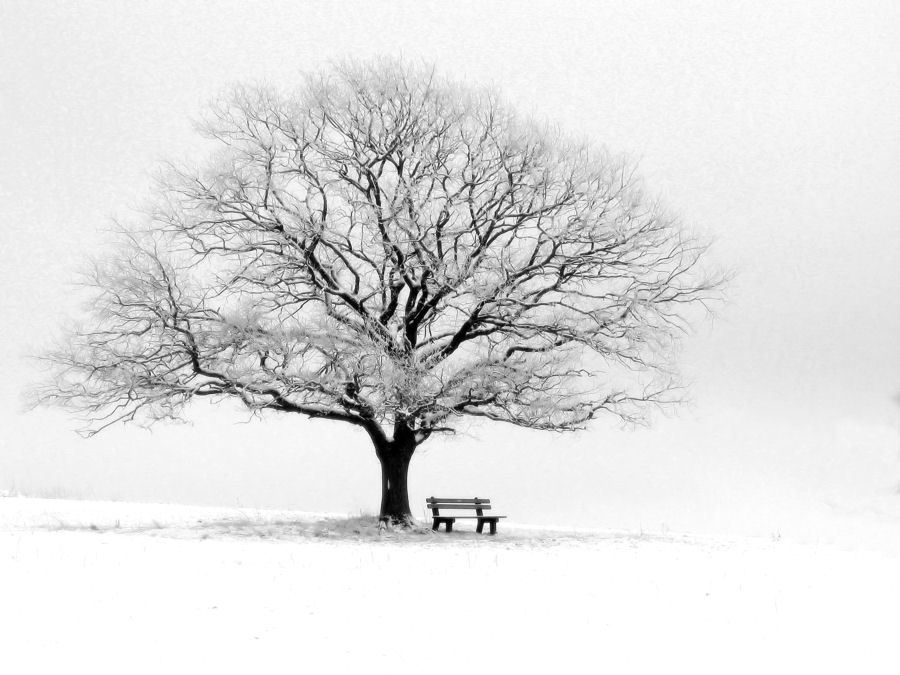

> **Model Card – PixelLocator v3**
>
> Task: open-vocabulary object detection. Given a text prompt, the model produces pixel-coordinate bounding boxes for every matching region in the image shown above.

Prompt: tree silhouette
[35,60,723,524]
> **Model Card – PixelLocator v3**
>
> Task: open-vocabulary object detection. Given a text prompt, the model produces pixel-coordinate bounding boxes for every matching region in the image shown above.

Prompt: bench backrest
[426,497,491,516]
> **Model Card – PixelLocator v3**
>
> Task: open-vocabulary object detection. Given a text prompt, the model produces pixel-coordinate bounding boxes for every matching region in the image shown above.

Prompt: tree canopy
[36,60,723,522]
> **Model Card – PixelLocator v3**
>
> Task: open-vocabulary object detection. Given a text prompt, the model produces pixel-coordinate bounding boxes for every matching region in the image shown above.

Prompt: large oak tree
[37,60,722,524]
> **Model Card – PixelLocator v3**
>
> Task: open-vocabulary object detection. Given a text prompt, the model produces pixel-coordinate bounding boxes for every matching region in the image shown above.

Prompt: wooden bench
[426,497,506,535]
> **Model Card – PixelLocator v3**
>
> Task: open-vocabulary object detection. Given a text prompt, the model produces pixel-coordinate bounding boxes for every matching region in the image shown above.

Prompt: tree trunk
[375,432,416,527]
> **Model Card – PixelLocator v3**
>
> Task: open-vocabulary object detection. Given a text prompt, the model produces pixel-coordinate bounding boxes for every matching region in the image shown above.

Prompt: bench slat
[431,516,506,519]
[428,504,492,510]
[426,498,490,504]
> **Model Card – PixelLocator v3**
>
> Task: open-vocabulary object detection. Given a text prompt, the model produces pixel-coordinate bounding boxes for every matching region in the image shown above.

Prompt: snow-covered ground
[1,497,898,674]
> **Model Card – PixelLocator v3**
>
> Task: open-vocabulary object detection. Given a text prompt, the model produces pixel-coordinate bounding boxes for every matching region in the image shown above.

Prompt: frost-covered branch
[35,59,724,443]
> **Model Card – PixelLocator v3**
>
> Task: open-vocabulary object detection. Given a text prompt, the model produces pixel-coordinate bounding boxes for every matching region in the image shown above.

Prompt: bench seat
[427,497,506,534]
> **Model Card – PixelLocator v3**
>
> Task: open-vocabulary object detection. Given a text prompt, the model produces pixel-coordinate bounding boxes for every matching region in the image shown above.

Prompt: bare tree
[35,60,723,525]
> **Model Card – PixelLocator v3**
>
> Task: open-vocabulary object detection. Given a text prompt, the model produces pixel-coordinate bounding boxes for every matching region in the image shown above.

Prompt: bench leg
[489,521,497,535]
[476,520,484,534]
[445,520,453,533]
[432,519,439,531]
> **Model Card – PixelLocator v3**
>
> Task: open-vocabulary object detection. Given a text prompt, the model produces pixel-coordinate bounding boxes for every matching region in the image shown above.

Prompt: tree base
[377,513,419,533]
[378,516,431,534]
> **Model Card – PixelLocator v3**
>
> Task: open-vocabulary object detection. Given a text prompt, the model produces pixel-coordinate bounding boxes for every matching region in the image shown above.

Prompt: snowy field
[1,497,898,674]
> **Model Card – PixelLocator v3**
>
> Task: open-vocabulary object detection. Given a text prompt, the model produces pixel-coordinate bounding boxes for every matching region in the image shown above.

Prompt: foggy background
[2,0,898,548]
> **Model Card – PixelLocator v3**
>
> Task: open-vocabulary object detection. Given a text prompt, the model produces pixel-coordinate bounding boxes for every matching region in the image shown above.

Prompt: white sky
[1,0,899,545]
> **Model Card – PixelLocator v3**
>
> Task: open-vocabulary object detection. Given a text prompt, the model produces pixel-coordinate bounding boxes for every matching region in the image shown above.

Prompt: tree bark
[375,429,416,526]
